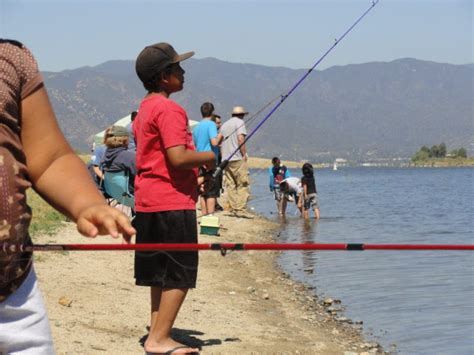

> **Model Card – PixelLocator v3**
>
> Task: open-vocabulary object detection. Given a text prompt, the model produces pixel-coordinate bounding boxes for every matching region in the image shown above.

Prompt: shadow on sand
[139,327,241,352]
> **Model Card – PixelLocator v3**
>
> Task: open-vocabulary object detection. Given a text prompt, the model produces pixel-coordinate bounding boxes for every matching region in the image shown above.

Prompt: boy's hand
[76,204,136,243]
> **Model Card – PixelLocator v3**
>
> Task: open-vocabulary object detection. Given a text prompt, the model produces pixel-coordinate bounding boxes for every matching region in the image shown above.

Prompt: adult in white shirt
[219,106,252,218]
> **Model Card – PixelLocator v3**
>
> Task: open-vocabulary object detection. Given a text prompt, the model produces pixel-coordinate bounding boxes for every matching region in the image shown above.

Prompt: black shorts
[133,210,198,288]
[200,170,220,198]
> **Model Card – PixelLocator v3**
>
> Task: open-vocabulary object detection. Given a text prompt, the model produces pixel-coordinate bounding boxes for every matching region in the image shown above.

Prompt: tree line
[412,143,467,162]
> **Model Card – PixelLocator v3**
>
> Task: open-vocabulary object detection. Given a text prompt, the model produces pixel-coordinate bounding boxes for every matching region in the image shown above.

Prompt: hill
[43,58,473,161]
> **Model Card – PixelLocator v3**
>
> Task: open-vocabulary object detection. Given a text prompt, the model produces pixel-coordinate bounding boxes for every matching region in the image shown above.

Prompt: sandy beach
[34,212,383,354]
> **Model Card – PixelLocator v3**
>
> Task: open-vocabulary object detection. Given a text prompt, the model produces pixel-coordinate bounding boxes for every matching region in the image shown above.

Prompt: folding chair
[103,171,135,216]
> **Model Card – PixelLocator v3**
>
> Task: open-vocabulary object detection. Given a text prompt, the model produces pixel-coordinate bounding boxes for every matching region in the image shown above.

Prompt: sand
[33,212,383,354]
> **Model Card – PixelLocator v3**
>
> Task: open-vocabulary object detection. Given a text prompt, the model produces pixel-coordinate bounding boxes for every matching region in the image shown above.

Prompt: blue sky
[1,0,472,72]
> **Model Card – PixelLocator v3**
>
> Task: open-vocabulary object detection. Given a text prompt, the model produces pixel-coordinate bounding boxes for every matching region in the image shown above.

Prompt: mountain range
[43,57,473,161]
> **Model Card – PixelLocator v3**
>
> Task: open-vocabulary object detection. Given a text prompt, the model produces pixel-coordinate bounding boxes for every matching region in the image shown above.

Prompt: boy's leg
[146,287,198,353]
[206,197,216,214]
[199,196,207,215]
[149,287,162,327]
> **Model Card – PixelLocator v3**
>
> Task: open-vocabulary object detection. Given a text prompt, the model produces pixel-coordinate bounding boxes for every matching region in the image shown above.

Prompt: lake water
[248,167,474,354]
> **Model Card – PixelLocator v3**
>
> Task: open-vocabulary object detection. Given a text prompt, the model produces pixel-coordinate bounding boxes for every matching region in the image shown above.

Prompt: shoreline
[34,212,385,354]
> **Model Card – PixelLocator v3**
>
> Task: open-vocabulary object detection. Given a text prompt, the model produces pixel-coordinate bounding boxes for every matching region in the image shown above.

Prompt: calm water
[248,167,474,354]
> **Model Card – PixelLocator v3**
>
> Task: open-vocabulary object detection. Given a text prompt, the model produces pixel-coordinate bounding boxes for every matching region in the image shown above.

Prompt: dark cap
[109,125,129,137]
[135,42,194,84]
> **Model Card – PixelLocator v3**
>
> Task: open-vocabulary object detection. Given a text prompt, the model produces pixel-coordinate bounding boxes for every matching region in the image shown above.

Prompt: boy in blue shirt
[268,157,290,215]
[192,102,222,215]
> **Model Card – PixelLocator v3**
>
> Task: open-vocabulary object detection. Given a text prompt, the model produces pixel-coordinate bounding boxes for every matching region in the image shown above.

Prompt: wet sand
[34,212,383,354]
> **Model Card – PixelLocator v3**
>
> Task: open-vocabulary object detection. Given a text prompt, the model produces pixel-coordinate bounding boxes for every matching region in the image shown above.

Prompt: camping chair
[103,171,135,216]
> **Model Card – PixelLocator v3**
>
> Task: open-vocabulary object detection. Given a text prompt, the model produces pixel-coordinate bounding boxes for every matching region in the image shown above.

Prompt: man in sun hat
[132,42,214,354]
[220,105,253,218]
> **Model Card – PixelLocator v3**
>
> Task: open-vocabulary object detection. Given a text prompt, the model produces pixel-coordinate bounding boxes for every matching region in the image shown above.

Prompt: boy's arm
[209,124,220,147]
[21,86,135,239]
[268,168,274,191]
[167,145,215,170]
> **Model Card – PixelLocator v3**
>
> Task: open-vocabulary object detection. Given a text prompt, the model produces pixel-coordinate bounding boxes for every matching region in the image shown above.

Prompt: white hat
[232,106,249,115]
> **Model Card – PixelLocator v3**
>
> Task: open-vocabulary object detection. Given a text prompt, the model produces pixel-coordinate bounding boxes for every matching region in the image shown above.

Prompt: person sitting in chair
[102,125,136,194]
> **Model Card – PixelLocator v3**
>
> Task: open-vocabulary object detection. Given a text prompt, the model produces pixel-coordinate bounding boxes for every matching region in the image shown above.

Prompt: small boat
[333,162,338,171]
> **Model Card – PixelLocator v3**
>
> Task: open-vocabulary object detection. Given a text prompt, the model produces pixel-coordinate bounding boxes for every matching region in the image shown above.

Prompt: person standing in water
[268,157,290,215]
[301,162,320,220]
[279,176,303,217]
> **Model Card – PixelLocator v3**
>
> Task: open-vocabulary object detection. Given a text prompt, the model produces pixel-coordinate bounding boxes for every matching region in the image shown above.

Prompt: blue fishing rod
[213,0,380,178]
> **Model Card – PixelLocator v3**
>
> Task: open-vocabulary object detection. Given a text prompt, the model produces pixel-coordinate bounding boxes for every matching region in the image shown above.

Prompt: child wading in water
[301,163,320,220]
[133,43,215,354]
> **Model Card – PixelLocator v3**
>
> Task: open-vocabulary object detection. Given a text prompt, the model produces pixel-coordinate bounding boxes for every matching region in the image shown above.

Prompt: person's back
[101,125,136,193]
[301,175,317,194]
[282,176,302,195]
[192,102,220,215]
[301,163,320,219]
[193,119,219,157]
[220,116,246,161]
[219,106,251,217]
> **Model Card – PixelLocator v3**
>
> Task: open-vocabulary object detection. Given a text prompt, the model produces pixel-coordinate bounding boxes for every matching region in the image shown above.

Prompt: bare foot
[145,338,198,354]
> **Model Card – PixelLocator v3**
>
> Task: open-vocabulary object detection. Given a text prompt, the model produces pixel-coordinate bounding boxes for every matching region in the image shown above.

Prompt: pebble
[58,296,73,307]
[323,298,334,305]
[228,291,236,295]
[262,293,270,300]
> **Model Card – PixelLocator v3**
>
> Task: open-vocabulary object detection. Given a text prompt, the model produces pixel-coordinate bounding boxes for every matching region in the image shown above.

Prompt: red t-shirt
[133,94,198,212]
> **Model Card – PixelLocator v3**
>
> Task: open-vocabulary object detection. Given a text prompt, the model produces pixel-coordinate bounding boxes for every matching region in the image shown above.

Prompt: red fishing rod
[3,243,473,254]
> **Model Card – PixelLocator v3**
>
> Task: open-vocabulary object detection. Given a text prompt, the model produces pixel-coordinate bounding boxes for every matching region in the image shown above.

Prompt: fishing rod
[3,243,473,254]
[213,0,380,178]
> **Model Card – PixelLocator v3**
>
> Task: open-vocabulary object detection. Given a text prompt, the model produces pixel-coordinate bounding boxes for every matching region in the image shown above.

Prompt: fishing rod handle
[212,159,229,178]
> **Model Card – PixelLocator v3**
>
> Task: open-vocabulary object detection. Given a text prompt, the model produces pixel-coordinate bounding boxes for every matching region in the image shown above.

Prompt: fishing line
[219,94,282,145]
[213,0,380,179]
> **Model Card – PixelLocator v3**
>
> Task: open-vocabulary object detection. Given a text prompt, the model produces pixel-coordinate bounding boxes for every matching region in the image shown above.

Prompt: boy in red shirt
[133,43,215,354]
